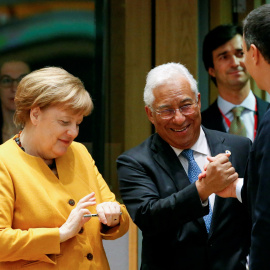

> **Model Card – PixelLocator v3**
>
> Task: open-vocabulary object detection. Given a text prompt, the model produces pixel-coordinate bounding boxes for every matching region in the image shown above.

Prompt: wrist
[195,180,211,202]
[59,226,72,243]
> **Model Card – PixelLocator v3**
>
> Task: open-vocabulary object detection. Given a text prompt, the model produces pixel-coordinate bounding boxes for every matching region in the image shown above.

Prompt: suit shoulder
[201,101,225,132]
[205,127,251,144]
[201,100,218,117]
[118,136,153,159]
[255,95,269,110]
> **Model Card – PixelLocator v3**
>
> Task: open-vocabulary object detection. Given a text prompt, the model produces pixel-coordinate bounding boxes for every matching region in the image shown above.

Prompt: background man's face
[0,61,30,111]
[209,34,250,90]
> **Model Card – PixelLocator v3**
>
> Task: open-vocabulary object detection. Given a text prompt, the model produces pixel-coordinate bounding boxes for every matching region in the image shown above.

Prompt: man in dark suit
[117,62,251,270]
[201,24,268,141]
[240,4,270,269]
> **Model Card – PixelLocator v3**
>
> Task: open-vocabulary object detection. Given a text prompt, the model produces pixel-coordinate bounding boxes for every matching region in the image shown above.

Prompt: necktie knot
[229,106,246,136]
[181,149,194,162]
[231,106,245,117]
[181,149,200,184]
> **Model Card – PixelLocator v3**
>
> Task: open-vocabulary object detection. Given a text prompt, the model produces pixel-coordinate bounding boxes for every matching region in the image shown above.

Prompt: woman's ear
[29,107,41,125]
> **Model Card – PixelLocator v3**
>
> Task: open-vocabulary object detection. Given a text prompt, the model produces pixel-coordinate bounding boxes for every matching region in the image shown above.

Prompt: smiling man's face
[208,34,250,91]
[145,75,201,149]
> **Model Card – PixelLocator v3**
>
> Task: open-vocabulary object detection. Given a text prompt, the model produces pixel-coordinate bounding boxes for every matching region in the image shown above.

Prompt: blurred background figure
[201,24,268,142]
[0,60,30,142]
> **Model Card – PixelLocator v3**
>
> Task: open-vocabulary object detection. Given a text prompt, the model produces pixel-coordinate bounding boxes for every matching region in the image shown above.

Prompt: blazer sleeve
[117,153,208,236]
[0,160,60,263]
[85,151,129,240]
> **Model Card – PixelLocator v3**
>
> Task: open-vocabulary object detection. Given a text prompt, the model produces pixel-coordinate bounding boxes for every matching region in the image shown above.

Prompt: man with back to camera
[0,60,30,143]
[208,4,270,270]
[117,62,251,270]
[201,24,268,141]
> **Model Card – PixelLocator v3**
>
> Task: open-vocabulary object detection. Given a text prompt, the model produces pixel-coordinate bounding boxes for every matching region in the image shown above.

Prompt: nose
[231,55,240,66]
[172,109,186,123]
[67,124,79,139]
[10,82,18,93]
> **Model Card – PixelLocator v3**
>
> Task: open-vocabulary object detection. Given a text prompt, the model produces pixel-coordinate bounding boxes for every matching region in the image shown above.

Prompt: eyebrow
[217,48,243,58]
[235,48,243,52]
[217,51,228,58]
[157,98,194,109]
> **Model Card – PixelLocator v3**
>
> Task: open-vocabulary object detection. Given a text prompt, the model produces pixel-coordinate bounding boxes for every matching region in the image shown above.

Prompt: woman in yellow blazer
[0,67,129,269]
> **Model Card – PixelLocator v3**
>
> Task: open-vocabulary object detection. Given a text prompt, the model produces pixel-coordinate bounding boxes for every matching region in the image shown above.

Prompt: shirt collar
[217,90,255,115]
[171,127,209,156]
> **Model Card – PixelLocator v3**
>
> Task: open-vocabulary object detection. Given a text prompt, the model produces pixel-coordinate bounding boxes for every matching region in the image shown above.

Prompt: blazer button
[68,199,75,206]
[87,253,93,260]
[79,227,84,234]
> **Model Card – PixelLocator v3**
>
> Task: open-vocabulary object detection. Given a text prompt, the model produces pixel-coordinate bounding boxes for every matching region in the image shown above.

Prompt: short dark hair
[202,24,243,85]
[243,4,270,64]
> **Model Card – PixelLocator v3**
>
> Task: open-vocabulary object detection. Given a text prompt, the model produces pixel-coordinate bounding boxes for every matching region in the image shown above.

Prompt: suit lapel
[256,96,269,127]
[151,133,208,232]
[150,134,190,191]
[203,100,227,133]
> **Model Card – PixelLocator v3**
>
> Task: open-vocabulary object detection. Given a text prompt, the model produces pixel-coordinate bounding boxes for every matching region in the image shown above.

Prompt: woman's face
[31,105,84,160]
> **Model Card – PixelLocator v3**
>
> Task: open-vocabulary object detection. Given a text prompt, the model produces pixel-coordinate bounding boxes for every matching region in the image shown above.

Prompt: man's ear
[197,93,201,110]
[145,106,155,125]
[208,67,216,78]
[30,107,41,125]
[250,44,260,65]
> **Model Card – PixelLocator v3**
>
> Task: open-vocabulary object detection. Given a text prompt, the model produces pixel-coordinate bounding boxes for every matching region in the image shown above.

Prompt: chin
[54,148,68,158]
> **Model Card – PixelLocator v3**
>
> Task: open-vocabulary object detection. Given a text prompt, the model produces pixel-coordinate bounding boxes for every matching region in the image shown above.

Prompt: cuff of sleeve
[236,178,243,203]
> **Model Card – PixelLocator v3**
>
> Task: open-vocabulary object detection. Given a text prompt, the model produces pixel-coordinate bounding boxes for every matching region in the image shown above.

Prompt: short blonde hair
[14,67,93,127]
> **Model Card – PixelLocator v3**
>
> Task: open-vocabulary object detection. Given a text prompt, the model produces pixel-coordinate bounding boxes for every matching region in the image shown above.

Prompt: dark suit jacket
[201,95,269,134]
[242,108,270,270]
[117,127,251,270]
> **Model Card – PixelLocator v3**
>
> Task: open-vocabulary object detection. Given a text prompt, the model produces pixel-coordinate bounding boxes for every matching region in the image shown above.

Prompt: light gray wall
[103,232,129,270]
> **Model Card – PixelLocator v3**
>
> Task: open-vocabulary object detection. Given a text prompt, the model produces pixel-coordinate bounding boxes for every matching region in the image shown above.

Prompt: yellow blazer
[0,139,129,269]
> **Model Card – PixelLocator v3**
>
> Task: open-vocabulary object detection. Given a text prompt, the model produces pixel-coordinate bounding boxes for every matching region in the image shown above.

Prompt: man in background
[0,60,30,142]
[201,24,268,141]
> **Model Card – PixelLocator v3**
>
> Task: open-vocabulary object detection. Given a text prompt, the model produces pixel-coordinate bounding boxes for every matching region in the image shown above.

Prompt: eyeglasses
[0,74,28,88]
[151,102,198,119]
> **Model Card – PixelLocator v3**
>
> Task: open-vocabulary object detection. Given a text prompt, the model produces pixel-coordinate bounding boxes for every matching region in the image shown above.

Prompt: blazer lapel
[151,133,208,232]
[202,100,227,133]
[256,96,270,127]
[150,134,190,191]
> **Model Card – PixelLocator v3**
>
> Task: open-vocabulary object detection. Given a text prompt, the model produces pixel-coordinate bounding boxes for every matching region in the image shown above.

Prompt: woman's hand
[59,192,96,243]
[96,202,121,227]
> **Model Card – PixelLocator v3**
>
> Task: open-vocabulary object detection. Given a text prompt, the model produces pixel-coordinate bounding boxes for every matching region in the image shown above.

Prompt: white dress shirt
[171,127,215,210]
